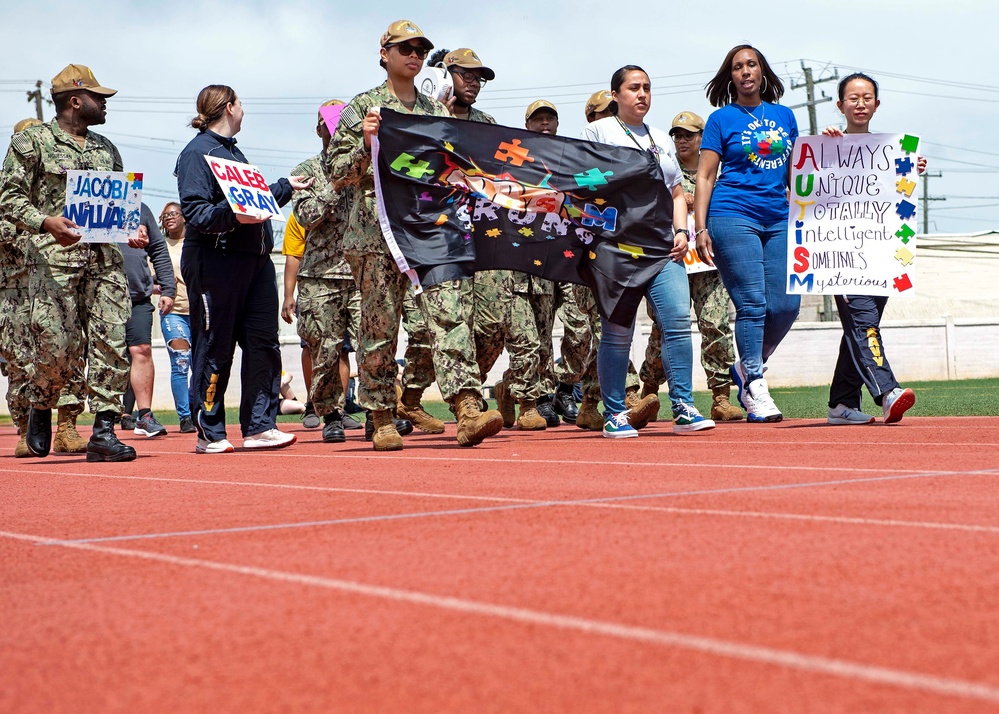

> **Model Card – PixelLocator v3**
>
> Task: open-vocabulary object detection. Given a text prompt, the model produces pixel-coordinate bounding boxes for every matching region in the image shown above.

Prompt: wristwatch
[674,228,690,236]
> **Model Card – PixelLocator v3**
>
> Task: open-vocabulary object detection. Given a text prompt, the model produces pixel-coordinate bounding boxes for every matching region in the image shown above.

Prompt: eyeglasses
[449,69,487,87]
[161,211,181,219]
[845,96,876,106]
[671,132,700,142]
[389,42,429,59]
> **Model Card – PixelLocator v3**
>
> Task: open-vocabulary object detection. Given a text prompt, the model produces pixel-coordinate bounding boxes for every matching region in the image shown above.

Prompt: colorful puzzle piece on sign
[618,243,644,259]
[563,250,575,258]
[494,139,534,167]
[485,228,501,238]
[896,199,917,220]
[896,224,915,242]
[895,157,913,176]
[435,214,448,225]
[894,246,915,266]
[512,242,520,247]
[418,192,432,202]
[391,153,435,179]
[519,227,534,237]
[533,260,542,266]
[893,274,913,292]
[574,168,614,192]
[899,135,920,154]
[895,177,917,197]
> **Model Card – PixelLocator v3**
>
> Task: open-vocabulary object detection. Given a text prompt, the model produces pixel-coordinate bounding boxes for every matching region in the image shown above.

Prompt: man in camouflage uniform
[638,111,742,421]
[324,21,502,450]
[0,65,135,461]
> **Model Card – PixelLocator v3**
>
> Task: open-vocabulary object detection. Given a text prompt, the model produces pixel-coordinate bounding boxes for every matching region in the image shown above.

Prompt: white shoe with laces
[827,404,875,425]
[242,428,297,450]
[195,438,235,454]
[745,378,783,423]
[882,387,916,424]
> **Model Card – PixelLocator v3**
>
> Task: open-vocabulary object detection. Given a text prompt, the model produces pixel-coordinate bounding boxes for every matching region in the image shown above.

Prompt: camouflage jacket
[0,217,28,289]
[323,81,450,255]
[291,154,351,280]
[464,106,496,125]
[0,120,124,269]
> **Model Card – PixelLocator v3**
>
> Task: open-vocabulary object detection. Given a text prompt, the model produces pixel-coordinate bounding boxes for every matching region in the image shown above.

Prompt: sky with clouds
[2,0,997,235]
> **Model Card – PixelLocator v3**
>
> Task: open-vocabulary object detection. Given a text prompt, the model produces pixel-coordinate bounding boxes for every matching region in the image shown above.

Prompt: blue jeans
[160,312,192,419]
[707,215,800,382]
[598,259,693,415]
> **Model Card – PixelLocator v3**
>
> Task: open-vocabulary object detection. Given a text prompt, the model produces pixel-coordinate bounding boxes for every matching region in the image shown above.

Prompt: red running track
[2,417,998,713]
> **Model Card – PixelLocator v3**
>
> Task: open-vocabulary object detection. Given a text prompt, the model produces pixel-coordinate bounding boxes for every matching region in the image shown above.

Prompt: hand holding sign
[204,155,284,221]
[42,216,82,247]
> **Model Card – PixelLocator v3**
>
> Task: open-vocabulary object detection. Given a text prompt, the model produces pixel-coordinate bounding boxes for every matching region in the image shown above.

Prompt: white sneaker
[827,404,875,425]
[196,438,235,454]
[242,428,297,450]
[882,387,915,424]
[745,378,783,423]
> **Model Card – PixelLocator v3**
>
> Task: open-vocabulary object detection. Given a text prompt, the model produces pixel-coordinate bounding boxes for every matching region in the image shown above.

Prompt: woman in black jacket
[176,84,311,453]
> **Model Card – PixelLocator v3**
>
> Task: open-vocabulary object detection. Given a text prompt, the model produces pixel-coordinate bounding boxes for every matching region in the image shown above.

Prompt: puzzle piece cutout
[593,198,606,206]
[895,157,913,176]
[754,131,769,142]
[494,139,535,167]
[767,130,782,144]
[533,260,542,266]
[757,141,771,157]
[574,167,614,192]
[893,273,913,292]
[899,135,920,155]
[747,153,758,163]
[435,214,448,225]
[418,191,432,201]
[895,177,916,197]
[390,152,435,179]
[589,251,597,260]
[894,246,914,266]
[618,243,644,259]
[512,242,520,247]
[895,224,915,242]
[463,233,472,241]
[770,138,785,154]
[743,145,754,155]
[444,141,454,152]
[485,228,501,238]
[519,227,534,237]
[895,199,917,220]
[563,250,575,258]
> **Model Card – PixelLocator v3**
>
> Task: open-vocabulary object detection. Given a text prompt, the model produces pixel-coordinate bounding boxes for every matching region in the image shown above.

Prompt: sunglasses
[161,211,182,219]
[389,42,429,59]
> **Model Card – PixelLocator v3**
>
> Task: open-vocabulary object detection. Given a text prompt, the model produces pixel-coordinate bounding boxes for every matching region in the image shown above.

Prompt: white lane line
[47,467,999,545]
[3,529,998,705]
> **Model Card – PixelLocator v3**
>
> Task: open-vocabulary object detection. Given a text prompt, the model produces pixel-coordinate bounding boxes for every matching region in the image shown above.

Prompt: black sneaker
[302,402,321,429]
[120,414,136,431]
[341,413,363,430]
[134,412,167,437]
[178,416,197,434]
[322,412,346,443]
[553,383,579,423]
[537,395,561,427]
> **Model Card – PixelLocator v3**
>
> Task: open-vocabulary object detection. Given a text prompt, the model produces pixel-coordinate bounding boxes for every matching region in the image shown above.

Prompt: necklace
[736,102,765,125]
[615,115,658,157]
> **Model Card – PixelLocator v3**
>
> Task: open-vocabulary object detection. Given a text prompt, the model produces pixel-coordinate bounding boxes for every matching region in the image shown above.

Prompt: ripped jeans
[160,312,192,419]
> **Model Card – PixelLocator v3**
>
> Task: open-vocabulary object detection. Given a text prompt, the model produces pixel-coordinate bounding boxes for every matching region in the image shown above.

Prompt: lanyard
[615,116,658,157]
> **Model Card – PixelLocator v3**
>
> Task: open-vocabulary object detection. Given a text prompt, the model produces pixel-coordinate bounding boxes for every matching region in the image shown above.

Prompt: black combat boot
[553,383,579,424]
[26,407,53,457]
[86,411,137,462]
[536,394,561,427]
[322,411,346,444]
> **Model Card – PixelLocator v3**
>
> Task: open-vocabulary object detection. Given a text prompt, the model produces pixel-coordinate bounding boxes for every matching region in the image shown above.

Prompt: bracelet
[694,228,709,238]
[674,228,689,236]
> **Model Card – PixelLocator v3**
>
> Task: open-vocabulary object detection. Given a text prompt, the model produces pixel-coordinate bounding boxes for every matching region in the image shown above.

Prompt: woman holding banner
[821,73,920,425]
[582,65,715,439]
[694,44,800,423]
[176,84,312,454]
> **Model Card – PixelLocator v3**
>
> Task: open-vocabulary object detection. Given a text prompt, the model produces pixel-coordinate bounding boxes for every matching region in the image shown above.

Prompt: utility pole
[790,62,840,320]
[26,80,50,121]
[921,172,945,234]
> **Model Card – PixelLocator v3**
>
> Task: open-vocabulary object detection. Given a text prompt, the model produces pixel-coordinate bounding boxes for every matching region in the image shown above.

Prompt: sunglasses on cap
[388,42,429,59]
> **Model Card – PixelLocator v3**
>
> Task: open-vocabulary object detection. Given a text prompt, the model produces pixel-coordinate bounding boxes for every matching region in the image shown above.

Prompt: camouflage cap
[585,90,613,118]
[50,64,116,97]
[669,110,705,136]
[13,118,41,133]
[381,20,433,49]
[525,99,558,121]
[443,48,495,81]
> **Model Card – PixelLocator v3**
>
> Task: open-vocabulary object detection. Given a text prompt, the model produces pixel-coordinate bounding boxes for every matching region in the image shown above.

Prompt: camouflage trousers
[400,287,435,392]
[474,270,545,401]
[27,251,129,413]
[552,281,590,386]
[296,276,357,417]
[415,278,480,403]
[640,268,735,390]
[572,284,640,400]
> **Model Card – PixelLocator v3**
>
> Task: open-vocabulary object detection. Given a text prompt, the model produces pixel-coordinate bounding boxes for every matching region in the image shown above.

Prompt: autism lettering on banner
[63,170,142,243]
[787,133,919,296]
[203,155,284,221]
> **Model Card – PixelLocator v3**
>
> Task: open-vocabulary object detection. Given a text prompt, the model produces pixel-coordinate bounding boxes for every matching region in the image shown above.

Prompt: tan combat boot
[641,382,660,422]
[14,416,29,458]
[624,387,659,430]
[370,409,403,451]
[53,409,89,453]
[493,380,516,428]
[516,399,547,431]
[575,395,603,431]
[454,390,503,447]
[711,386,745,421]
[397,387,445,434]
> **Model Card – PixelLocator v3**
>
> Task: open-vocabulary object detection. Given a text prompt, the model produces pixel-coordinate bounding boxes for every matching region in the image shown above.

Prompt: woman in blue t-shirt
[693,44,800,423]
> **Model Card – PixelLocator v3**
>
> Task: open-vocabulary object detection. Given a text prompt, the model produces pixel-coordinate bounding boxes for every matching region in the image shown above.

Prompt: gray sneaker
[134,412,168,437]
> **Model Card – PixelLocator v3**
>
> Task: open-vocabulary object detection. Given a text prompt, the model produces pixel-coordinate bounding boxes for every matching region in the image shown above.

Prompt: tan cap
[317,98,345,124]
[585,90,613,117]
[525,99,558,121]
[380,20,433,49]
[442,48,495,81]
[13,118,41,133]
[669,111,705,136]
[50,64,116,97]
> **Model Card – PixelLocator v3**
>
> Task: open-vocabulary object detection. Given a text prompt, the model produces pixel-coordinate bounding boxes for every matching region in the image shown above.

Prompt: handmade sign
[680,214,714,275]
[787,133,920,296]
[63,170,143,243]
[204,155,284,221]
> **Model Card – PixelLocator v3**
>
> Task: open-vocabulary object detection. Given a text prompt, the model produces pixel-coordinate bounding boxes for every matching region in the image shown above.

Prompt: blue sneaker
[603,411,638,439]
[672,403,716,433]
[730,360,748,409]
